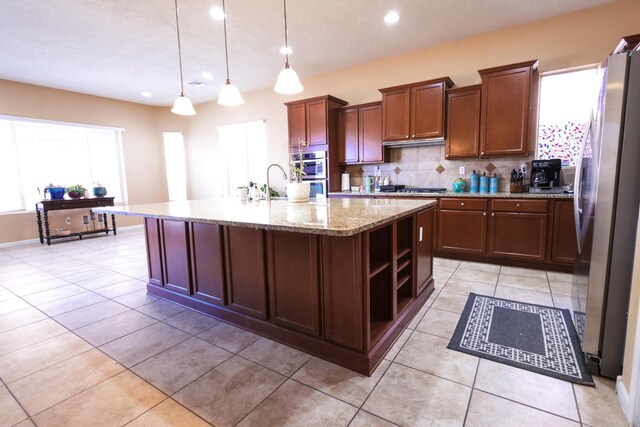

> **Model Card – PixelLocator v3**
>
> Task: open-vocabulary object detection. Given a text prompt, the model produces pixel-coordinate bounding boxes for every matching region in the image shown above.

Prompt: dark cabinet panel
[360,104,384,163]
[479,60,537,157]
[287,103,306,148]
[225,226,267,319]
[411,82,446,139]
[190,223,226,305]
[338,108,359,164]
[338,102,385,165]
[267,231,321,336]
[306,99,328,146]
[489,212,547,261]
[416,209,434,294]
[437,210,487,254]
[446,85,481,159]
[161,220,192,295]
[381,88,411,141]
[144,218,163,287]
[322,234,364,351]
[551,200,578,264]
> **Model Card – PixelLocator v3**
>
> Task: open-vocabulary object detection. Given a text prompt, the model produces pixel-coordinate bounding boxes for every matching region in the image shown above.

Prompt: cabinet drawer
[491,199,548,213]
[440,198,488,211]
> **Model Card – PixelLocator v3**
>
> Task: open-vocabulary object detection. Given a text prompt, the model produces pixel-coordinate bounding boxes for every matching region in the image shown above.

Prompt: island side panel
[266,231,321,337]
[190,223,226,306]
[224,226,268,319]
[321,233,364,351]
[161,220,193,295]
[416,209,435,294]
[144,218,163,287]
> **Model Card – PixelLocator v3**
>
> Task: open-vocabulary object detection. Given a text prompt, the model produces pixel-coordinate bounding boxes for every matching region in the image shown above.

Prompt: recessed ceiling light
[201,71,213,80]
[209,6,225,20]
[280,46,292,55]
[384,11,400,24]
[141,91,152,97]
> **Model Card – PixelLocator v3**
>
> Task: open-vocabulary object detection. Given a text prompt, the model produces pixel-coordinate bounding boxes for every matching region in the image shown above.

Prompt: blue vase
[93,186,107,197]
[48,187,65,200]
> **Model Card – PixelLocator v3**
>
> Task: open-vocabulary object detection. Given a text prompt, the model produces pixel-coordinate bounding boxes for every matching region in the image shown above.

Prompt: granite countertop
[94,198,437,237]
[328,190,573,199]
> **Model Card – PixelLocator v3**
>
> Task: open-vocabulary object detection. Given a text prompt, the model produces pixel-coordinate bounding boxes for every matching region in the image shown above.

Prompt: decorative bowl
[48,187,66,200]
[68,191,84,199]
[92,186,107,197]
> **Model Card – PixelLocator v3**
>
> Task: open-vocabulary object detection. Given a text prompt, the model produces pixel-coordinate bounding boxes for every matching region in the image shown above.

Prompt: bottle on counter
[479,172,489,193]
[374,166,382,192]
[470,170,479,193]
[364,175,373,193]
[383,174,389,186]
[490,173,499,194]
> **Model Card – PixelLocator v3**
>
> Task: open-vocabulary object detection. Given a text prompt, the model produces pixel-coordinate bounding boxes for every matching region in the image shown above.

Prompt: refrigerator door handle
[574,112,593,254]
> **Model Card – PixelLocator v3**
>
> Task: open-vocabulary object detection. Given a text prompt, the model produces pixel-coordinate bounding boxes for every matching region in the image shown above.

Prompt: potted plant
[286,139,310,202]
[44,183,66,200]
[92,181,107,197]
[66,184,87,199]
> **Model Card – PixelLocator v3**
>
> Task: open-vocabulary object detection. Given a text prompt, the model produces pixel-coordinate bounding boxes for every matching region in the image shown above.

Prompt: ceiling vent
[188,81,207,87]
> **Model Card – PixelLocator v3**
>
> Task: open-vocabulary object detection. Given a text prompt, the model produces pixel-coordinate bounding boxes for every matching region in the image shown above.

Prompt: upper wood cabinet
[479,60,538,157]
[338,102,387,164]
[285,95,348,149]
[379,77,453,143]
[445,85,482,159]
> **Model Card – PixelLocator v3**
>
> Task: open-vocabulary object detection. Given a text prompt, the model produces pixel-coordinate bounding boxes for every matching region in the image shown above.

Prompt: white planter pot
[286,182,310,203]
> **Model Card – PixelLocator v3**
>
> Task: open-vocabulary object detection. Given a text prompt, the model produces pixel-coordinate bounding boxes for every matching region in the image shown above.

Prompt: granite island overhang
[95,197,437,375]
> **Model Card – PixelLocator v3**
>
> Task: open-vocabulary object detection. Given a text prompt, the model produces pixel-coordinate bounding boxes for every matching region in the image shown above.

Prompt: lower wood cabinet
[489,212,547,261]
[416,209,434,294]
[437,199,488,255]
[267,231,321,337]
[190,223,226,305]
[161,220,192,295]
[144,218,163,287]
[551,200,578,264]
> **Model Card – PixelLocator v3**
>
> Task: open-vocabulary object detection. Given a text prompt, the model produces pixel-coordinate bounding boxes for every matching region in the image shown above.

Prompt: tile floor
[0,228,630,426]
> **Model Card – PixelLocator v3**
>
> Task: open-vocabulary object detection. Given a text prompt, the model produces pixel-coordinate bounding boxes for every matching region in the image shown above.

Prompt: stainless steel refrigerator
[573,50,640,378]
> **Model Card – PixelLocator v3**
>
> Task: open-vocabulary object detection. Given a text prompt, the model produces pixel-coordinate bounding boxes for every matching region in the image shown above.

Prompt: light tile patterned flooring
[0,228,629,426]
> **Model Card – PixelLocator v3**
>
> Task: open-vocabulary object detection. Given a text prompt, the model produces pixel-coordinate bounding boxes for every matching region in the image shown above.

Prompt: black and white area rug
[448,293,594,386]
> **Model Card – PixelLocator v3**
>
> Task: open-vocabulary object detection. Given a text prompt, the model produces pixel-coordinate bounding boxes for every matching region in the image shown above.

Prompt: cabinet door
[437,210,487,254]
[416,209,434,294]
[267,231,321,336]
[191,223,226,305]
[359,104,383,163]
[287,103,306,148]
[446,86,481,159]
[381,88,411,141]
[161,220,192,295]
[479,64,533,157]
[489,212,547,261]
[338,108,359,164]
[411,82,445,139]
[144,218,163,287]
[306,99,327,146]
[225,226,268,319]
[551,201,578,264]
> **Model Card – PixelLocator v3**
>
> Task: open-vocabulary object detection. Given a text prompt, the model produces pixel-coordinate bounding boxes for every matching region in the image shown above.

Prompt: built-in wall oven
[291,151,328,197]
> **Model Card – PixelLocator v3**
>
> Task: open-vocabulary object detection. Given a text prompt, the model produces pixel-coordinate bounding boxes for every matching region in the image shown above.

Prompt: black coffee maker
[530,159,563,193]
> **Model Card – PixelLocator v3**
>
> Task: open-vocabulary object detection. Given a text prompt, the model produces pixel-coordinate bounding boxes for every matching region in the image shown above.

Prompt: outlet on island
[65,217,71,225]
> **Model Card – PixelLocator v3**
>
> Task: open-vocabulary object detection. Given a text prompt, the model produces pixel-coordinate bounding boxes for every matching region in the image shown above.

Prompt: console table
[35,197,116,245]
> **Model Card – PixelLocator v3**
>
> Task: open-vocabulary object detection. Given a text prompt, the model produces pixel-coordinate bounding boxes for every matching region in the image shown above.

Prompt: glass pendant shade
[171,94,196,115]
[218,80,244,105]
[274,63,303,94]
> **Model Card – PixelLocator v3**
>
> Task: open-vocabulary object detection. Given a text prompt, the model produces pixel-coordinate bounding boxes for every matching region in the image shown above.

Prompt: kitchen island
[95,197,436,375]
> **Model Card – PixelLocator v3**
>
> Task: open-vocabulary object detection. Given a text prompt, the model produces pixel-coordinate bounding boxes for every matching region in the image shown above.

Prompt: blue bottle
[479,172,489,193]
[469,170,479,193]
[490,173,499,193]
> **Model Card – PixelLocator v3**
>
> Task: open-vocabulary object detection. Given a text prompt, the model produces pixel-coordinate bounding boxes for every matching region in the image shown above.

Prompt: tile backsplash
[345,145,575,192]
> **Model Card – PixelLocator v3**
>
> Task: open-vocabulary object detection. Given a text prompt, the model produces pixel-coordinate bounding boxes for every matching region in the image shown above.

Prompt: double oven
[291,150,327,198]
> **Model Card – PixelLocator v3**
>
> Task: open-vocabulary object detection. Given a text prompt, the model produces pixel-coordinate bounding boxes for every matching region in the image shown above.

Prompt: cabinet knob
[492,213,495,216]
[516,203,521,208]
[460,202,465,206]
[481,151,485,155]
[405,134,409,138]
[483,212,486,216]
[412,134,415,138]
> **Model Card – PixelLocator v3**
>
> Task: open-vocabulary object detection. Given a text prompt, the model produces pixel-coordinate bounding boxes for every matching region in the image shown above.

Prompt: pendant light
[171,0,196,115]
[274,0,303,94]
[218,0,244,105]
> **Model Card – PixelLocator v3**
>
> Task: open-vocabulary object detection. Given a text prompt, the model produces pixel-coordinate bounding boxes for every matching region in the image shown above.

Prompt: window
[162,132,188,201]
[218,120,267,197]
[0,116,127,213]
[537,67,600,166]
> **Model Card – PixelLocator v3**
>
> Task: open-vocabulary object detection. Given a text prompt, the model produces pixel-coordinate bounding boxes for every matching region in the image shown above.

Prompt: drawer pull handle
[460,202,465,206]
[516,203,521,208]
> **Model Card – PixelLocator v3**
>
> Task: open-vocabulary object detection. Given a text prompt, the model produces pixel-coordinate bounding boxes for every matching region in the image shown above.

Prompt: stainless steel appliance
[307,180,327,198]
[573,50,640,378]
[530,159,563,193]
[291,151,327,180]
[398,187,448,194]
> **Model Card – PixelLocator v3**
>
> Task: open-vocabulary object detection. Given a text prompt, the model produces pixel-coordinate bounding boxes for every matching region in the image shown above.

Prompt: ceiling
[0,0,614,107]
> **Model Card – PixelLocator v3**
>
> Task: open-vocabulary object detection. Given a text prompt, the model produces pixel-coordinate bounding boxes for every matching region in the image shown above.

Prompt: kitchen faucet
[266,163,288,202]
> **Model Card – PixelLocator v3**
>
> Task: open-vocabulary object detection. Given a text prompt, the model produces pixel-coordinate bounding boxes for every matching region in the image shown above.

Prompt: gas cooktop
[397,187,448,194]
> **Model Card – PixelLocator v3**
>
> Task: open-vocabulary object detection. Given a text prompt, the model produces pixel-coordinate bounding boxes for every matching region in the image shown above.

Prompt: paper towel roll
[341,173,350,191]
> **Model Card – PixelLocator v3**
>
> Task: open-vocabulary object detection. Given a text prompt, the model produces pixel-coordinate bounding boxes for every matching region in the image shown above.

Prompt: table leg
[36,209,44,244]
[44,211,51,246]
[103,214,109,234]
[111,214,117,236]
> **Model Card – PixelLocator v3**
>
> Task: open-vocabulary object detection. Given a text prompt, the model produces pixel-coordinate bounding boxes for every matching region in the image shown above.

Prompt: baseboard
[0,224,144,248]
[616,376,633,425]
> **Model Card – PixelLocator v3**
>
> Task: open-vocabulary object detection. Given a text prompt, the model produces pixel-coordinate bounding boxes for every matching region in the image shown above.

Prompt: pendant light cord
[174,0,186,95]
[283,0,290,65]
[222,0,230,82]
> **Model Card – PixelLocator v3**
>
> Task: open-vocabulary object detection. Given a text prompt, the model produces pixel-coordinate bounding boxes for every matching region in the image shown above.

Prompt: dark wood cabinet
[551,200,578,264]
[446,85,481,159]
[224,226,268,319]
[415,209,434,295]
[338,102,387,164]
[437,198,488,255]
[161,220,192,295]
[479,60,538,157]
[190,223,226,305]
[285,95,348,148]
[267,231,321,337]
[379,77,453,143]
[145,218,163,287]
